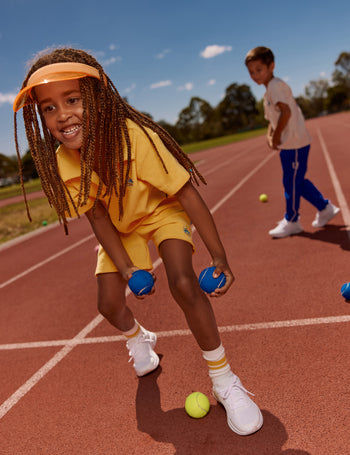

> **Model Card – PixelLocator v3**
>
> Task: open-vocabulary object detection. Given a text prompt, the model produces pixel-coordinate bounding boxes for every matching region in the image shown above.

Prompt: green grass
[182,128,266,154]
[0,197,58,244]
[0,129,266,244]
[0,179,42,201]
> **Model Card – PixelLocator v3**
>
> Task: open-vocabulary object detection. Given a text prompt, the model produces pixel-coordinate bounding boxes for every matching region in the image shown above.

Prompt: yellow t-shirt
[56,119,190,233]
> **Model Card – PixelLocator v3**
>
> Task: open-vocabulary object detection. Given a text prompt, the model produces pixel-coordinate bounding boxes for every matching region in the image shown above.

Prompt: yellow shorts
[95,202,194,275]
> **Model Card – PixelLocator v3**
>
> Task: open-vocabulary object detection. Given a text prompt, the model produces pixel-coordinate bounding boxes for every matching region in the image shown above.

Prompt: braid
[14,47,205,232]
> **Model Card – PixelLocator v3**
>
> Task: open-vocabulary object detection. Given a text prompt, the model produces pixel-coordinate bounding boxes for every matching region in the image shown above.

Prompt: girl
[14,47,263,436]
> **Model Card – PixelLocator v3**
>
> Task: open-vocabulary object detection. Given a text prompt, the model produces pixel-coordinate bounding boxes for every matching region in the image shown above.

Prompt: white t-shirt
[264,77,311,149]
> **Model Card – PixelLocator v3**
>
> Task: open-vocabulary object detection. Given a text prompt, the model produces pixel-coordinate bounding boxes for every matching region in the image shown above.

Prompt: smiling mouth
[62,125,81,136]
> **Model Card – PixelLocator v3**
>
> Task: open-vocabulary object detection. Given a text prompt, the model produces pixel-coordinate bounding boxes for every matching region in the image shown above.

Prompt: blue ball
[199,267,226,293]
[341,282,350,299]
[128,270,154,296]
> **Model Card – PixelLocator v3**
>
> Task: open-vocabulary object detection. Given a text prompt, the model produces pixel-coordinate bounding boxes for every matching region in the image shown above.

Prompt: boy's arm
[85,201,136,281]
[176,181,235,296]
[270,101,291,149]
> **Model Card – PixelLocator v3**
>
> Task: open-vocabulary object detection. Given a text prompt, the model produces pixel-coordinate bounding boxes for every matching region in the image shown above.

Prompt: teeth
[62,125,80,135]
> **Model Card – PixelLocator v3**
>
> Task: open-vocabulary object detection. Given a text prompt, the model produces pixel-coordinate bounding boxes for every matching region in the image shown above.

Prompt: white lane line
[1,315,350,351]
[210,151,275,214]
[0,314,103,419]
[316,127,350,239]
[0,234,95,289]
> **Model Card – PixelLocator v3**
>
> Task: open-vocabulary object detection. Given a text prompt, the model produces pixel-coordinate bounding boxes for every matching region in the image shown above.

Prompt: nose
[56,105,72,122]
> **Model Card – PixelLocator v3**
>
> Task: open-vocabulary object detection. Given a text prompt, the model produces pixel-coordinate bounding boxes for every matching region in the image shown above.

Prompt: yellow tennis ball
[185,392,210,418]
[259,193,268,203]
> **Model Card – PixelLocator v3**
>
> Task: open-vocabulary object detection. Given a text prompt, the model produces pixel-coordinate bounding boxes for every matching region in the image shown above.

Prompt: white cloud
[178,82,193,91]
[320,71,326,78]
[109,44,117,51]
[0,92,16,106]
[150,80,172,89]
[124,83,136,94]
[101,56,121,66]
[200,45,232,59]
[207,79,216,86]
[156,49,170,59]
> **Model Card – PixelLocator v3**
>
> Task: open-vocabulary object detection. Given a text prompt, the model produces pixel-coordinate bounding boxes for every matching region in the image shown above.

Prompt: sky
[1,0,350,157]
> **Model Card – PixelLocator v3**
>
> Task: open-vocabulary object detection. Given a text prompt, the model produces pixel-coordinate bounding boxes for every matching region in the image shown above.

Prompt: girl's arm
[85,201,136,281]
[176,181,234,296]
[271,101,291,149]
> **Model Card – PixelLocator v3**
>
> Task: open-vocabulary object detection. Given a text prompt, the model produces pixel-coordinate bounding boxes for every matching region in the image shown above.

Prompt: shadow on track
[136,358,311,455]
[298,224,350,251]
[271,224,350,251]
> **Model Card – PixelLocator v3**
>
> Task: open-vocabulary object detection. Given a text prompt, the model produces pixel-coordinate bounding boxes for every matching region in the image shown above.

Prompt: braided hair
[14,47,205,233]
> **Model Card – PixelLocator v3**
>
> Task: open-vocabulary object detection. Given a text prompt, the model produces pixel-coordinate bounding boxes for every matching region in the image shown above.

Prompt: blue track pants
[280,145,328,222]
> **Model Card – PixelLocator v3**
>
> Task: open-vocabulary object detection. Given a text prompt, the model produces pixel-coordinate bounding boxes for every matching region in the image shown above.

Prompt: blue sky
[1,0,350,157]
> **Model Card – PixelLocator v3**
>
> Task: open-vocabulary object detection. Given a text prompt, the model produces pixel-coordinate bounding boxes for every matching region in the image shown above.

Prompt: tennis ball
[185,392,210,418]
[128,270,154,296]
[42,220,48,226]
[259,194,268,203]
[199,267,226,293]
[341,282,350,299]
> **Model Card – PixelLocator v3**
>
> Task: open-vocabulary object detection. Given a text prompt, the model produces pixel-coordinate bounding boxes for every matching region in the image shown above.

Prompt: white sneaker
[269,218,303,238]
[126,326,159,377]
[312,202,340,228]
[213,375,263,436]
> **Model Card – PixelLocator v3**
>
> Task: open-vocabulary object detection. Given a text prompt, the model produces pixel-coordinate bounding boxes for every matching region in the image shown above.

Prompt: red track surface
[1,112,350,454]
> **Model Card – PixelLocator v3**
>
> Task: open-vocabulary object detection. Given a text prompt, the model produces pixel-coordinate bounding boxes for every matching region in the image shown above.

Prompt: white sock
[202,343,234,390]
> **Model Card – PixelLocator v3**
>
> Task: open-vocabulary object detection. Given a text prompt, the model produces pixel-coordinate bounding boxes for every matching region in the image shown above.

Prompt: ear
[269,62,275,72]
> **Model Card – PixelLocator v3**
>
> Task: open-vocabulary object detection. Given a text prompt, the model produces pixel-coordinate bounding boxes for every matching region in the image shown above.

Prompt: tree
[304,79,329,116]
[216,83,257,134]
[175,97,216,143]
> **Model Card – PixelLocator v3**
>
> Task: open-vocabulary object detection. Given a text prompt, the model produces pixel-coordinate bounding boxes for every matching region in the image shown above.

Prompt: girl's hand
[125,267,157,300]
[208,259,235,297]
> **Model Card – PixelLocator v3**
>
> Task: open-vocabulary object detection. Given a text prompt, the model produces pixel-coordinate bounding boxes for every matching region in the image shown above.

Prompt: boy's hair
[245,47,275,66]
[14,47,205,232]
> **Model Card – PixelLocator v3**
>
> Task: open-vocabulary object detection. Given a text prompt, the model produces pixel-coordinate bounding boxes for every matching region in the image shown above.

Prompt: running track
[1,112,350,454]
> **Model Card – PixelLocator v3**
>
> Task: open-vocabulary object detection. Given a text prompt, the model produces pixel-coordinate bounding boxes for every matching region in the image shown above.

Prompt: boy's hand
[208,258,235,297]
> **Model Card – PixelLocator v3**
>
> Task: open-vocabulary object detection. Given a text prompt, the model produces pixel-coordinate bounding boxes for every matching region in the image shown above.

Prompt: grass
[0,128,266,244]
[0,179,43,201]
[182,128,266,154]
[0,197,58,244]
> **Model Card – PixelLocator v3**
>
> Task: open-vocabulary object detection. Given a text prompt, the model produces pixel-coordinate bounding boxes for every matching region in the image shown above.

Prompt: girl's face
[246,60,275,86]
[35,79,84,150]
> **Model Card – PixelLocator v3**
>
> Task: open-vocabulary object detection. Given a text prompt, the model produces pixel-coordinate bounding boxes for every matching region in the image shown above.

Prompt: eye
[68,96,81,105]
[42,104,55,113]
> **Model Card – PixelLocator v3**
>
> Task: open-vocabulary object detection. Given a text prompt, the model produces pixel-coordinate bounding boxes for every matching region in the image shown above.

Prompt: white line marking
[210,151,275,214]
[0,234,95,289]
[316,127,350,239]
[1,315,349,351]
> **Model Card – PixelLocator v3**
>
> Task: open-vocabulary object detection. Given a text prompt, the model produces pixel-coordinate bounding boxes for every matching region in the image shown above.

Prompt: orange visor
[13,62,101,112]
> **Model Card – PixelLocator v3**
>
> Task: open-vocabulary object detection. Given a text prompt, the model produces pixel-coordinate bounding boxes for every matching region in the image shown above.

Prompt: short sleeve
[269,79,293,106]
[133,128,190,195]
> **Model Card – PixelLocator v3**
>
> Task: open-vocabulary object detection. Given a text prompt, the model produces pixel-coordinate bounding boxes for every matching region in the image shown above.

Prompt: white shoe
[269,218,303,238]
[126,326,159,377]
[312,202,340,228]
[213,375,263,436]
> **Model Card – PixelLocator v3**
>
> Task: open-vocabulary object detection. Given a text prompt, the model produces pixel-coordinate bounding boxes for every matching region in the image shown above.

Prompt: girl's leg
[97,272,134,331]
[160,238,263,435]
[159,239,220,351]
[97,272,159,376]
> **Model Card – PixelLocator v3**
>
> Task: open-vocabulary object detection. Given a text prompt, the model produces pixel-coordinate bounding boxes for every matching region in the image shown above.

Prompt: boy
[245,46,339,238]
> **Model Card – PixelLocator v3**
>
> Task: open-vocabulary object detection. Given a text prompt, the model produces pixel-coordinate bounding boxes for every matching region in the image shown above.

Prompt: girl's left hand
[209,259,235,297]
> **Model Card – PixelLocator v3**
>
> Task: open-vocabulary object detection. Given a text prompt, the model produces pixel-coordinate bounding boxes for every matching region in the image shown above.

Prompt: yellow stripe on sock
[125,325,141,339]
[206,356,228,370]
